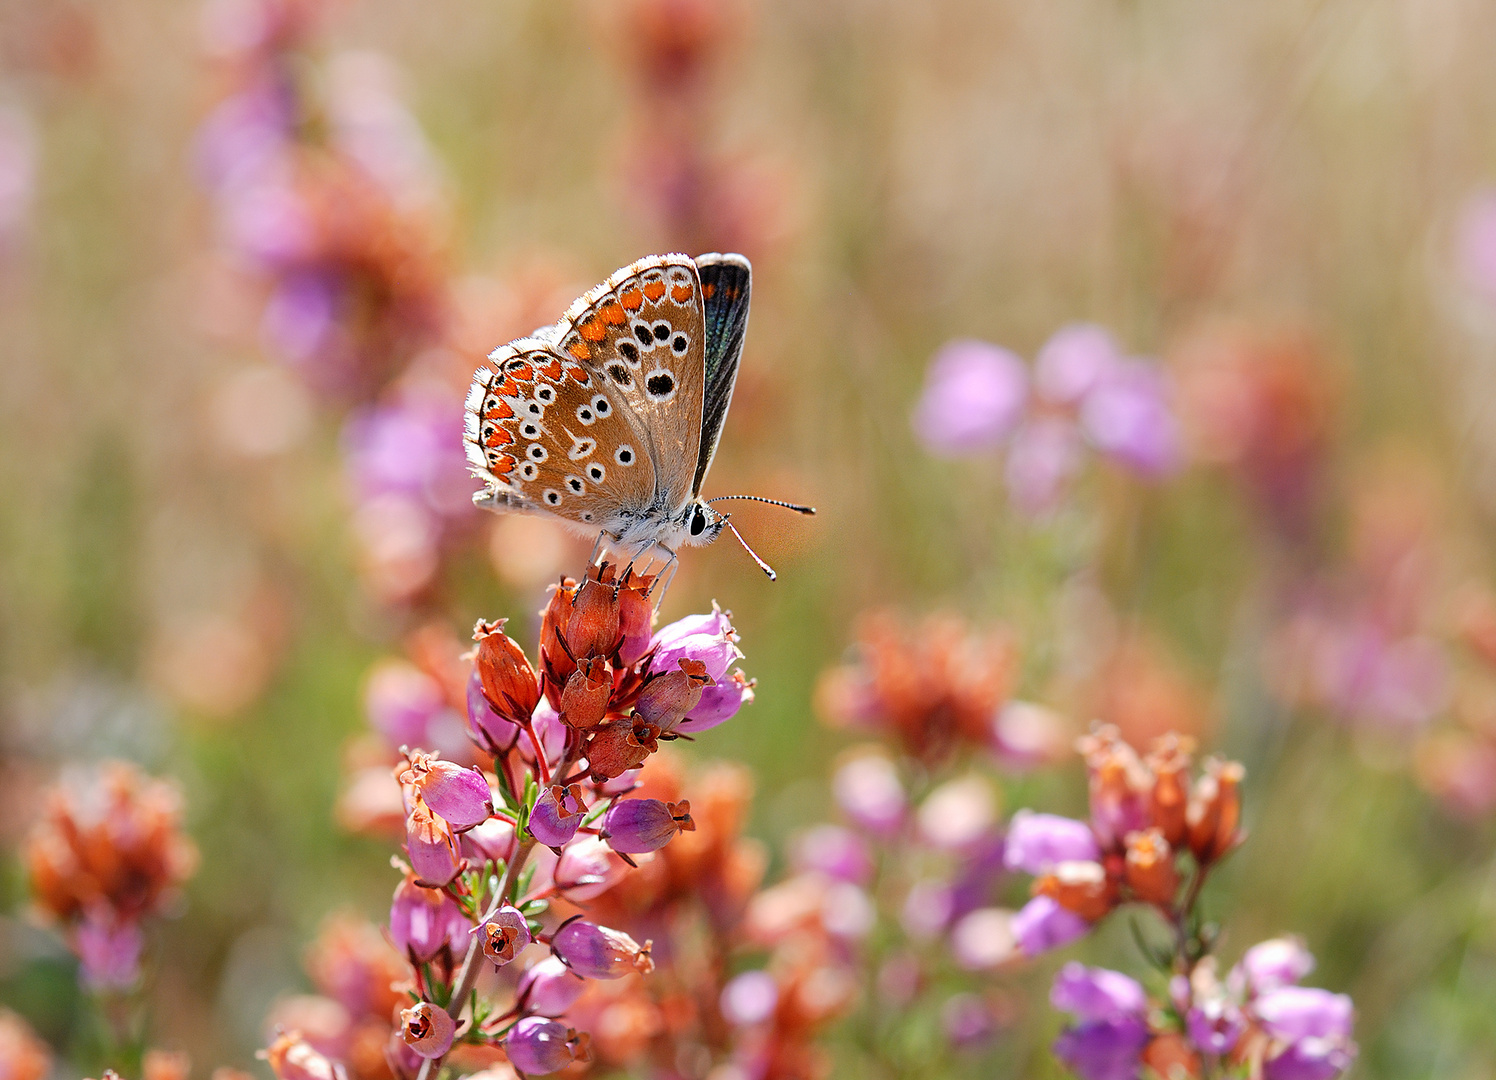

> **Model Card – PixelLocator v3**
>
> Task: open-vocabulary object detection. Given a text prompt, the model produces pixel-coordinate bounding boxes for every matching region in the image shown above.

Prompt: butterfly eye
[689,505,708,537]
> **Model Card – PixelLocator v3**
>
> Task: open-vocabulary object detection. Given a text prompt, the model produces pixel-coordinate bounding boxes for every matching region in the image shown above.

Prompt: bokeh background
[5,0,1496,1076]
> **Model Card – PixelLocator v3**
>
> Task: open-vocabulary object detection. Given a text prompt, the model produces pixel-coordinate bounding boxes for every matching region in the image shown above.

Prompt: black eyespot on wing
[593,395,611,416]
[566,477,584,493]
[587,464,605,481]
[634,323,652,345]
[646,372,675,397]
[616,445,634,465]
[608,364,632,387]
[672,334,688,354]
[653,322,671,341]
[618,340,639,363]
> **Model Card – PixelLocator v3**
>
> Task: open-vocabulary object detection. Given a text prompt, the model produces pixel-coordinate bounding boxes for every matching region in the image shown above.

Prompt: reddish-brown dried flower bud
[539,579,580,694]
[1123,827,1179,905]
[1147,735,1195,848]
[1079,726,1153,852]
[473,619,540,724]
[1034,860,1114,921]
[616,573,656,668]
[261,1032,348,1080]
[0,1009,52,1080]
[398,1000,455,1058]
[567,576,623,660]
[1187,758,1245,864]
[634,659,713,732]
[587,718,662,781]
[559,657,613,729]
[1141,1033,1201,1078]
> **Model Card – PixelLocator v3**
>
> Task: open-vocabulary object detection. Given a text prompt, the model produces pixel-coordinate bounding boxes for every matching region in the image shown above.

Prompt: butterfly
[463,252,813,578]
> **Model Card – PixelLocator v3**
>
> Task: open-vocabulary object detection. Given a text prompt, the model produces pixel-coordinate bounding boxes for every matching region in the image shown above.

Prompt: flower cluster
[197,0,447,401]
[263,564,754,1079]
[1051,942,1356,1080]
[912,327,1182,516]
[23,761,199,992]
[1004,728,1243,957]
[815,610,1066,766]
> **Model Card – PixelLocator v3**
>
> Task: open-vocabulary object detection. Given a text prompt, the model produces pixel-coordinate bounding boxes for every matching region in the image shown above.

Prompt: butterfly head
[681,500,727,547]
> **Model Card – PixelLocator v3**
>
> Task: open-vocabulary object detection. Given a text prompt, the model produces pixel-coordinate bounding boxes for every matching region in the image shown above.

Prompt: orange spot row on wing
[643,280,667,302]
[564,364,590,385]
[568,340,591,361]
[490,453,517,476]
[538,358,564,380]
[601,302,626,326]
[620,288,644,311]
[485,399,515,421]
[670,283,693,304]
[509,363,534,383]
[579,319,607,343]
[484,425,513,448]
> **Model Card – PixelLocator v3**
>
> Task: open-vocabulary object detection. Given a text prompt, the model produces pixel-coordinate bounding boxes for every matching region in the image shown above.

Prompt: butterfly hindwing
[693,253,751,497]
[464,339,657,530]
[551,255,707,508]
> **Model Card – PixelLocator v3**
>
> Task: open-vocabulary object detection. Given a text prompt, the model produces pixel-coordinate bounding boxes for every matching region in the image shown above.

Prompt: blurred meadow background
[5,0,1496,1077]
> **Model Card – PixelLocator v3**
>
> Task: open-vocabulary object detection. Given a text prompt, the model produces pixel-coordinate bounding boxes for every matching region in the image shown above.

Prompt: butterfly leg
[646,544,681,604]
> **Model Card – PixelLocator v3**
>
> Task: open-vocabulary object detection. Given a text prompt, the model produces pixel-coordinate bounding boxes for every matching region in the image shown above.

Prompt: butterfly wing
[692,252,751,497]
[549,254,707,509]
[464,338,658,531]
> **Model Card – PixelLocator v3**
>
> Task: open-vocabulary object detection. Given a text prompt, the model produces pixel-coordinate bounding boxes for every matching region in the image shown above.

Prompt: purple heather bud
[792,824,874,885]
[550,919,654,979]
[390,874,470,963]
[1050,963,1147,1022]
[503,1016,588,1076]
[942,993,997,1047]
[520,700,569,773]
[466,666,521,753]
[720,970,779,1027]
[1004,810,1101,876]
[602,798,695,854]
[1236,936,1315,996]
[1187,999,1245,1055]
[75,916,143,991]
[529,784,587,848]
[1052,1017,1150,1080]
[833,754,906,835]
[912,339,1028,456]
[461,817,518,865]
[553,836,632,901]
[476,906,531,967]
[649,604,742,683]
[366,660,446,752]
[1080,360,1182,478]
[677,668,755,733]
[1011,895,1090,956]
[1252,987,1354,1042]
[1035,324,1118,406]
[517,956,588,1017]
[399,752,492,831]
[398,1001,455,1059]
[1005,417,1083,517]
[1263,1039,1357,1080]
[405,793,462,887]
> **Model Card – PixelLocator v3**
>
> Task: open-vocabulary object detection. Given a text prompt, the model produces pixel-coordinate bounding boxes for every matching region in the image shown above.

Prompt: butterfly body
[464,253,750,558]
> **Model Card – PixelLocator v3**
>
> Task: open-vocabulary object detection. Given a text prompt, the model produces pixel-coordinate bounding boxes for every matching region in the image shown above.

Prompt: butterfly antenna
[707,495,817,515]
[724,518,778,581]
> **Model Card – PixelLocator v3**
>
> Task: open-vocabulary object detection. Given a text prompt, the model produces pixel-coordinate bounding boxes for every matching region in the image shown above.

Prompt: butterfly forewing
[693,253,751,497]
[551,255,706,508]
[464,338,657,529]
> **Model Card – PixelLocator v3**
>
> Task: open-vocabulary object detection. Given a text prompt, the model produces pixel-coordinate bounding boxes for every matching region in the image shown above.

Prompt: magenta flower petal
[398,1001,455,1059]
[833,755,906,835]
[1035,323,1119,406]
[390,875,471,963]
[75,916,143,991]
[913,339,1029,456]
[1253,987,1354,1041]
[1005,417,1083,516]
[1050,963,1147,1022]
[466,665,522,753]
[503,1016,582,1076]
[1235,937,1315,995]
[475,905,531,966]
[677,669,754,732]
[528,786,586,848]
[1004,810,1101,875]
[1052,1017,1149,1080]
[1080,359,1182,477]
[649,604,742,683]
[415,760,492,831]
